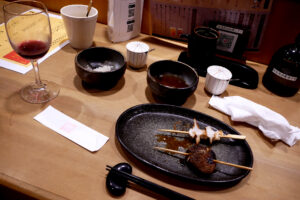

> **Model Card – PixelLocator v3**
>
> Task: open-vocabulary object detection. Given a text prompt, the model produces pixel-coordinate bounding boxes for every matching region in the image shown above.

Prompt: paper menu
[0,9,69,74]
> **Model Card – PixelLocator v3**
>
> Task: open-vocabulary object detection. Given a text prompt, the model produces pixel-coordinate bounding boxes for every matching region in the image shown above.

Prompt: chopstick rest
[34,106,109,152]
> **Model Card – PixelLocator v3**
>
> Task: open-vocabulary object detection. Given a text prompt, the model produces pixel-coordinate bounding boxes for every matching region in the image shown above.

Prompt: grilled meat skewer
[154,145,253,174]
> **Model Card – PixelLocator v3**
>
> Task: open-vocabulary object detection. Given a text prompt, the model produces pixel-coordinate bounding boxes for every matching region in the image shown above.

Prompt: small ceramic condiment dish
[75,47,126,89]
[205,65,232,95]
[126,41,150,69]
[147,60,199,105]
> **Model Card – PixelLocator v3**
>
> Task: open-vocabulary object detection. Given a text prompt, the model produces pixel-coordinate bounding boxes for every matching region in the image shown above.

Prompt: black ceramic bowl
[147,60,199,104]
[75,47,126,89]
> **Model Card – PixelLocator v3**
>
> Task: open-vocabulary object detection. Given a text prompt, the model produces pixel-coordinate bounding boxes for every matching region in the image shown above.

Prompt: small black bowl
[147,60,199,105]
[75,47,126,89]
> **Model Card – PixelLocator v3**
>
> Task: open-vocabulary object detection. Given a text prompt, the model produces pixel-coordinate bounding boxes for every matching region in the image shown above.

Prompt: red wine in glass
[16,40,50,60]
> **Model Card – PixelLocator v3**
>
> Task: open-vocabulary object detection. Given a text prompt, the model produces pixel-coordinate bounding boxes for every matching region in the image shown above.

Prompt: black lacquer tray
[116,104,253,186]
[178,51,259,89]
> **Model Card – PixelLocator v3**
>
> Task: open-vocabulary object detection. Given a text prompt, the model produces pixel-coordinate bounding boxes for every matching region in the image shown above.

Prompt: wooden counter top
[0,2,300,200]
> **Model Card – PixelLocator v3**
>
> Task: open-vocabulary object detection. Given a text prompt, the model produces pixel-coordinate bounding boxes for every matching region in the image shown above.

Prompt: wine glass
[3,0,59,103]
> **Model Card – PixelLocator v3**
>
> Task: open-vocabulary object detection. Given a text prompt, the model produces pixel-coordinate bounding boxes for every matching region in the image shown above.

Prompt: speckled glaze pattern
[115,104,253,186]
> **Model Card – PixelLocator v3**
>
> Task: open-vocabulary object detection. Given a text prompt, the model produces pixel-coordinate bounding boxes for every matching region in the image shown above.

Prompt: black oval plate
[116,104,253,186]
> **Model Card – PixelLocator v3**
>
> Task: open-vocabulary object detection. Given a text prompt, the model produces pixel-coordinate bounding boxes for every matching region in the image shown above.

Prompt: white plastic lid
[126,41,149,53]
[207,65,232,80]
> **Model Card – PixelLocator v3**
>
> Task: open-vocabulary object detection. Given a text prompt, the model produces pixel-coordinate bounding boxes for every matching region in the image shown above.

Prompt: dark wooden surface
[245,0,300,64]
[0,185,36,200]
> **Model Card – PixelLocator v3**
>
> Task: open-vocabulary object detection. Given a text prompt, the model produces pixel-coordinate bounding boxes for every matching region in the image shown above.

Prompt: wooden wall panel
[38,0,108,24]
[245,0,300,64]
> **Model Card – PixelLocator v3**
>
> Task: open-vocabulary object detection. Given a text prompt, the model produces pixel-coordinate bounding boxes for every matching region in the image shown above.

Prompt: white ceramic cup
[126,41,150,69]
[205,65,232,95]
[60,5,98,49]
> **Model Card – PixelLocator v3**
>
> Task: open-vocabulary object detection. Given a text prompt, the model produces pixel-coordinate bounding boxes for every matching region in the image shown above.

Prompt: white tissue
[34,106,109,152]
[209,96,300,146]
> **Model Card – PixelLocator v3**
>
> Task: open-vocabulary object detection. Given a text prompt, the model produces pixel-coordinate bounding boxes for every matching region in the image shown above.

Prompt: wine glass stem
[31,60,43,86]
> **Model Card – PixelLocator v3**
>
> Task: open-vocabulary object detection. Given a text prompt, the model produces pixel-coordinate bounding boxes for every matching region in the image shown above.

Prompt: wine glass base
[20,80,60,104]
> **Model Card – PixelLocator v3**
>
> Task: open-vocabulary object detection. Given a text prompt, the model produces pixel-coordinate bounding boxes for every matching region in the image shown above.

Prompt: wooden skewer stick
[155,146,189,156]
[212,160,253,170]
[86,0,93,17]
[157,129,246,140]
[154,147,253,171]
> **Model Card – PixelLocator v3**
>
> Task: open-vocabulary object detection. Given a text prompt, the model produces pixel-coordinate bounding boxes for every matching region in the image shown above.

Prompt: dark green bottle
[262,34,300,97]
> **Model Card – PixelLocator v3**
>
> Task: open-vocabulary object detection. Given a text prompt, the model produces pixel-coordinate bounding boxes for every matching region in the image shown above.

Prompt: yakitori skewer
[158,119,246,144]
[154,146,253,173]
[158,129,246,139]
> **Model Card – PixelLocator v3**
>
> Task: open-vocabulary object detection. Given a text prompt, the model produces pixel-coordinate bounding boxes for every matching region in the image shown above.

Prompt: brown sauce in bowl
[156,74,188,88]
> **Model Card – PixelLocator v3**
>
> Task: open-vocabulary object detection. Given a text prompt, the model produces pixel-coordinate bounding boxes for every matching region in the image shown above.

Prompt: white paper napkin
[34,106,109,152]
[209,96,300,146]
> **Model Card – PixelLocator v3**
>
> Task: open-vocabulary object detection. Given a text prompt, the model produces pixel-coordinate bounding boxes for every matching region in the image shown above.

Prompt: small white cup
[60,4,98,49]
[205,65,232,95]
[126,41,150,69]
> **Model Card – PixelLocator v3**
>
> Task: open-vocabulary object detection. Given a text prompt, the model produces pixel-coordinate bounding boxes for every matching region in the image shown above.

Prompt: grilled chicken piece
[187,145,216,174]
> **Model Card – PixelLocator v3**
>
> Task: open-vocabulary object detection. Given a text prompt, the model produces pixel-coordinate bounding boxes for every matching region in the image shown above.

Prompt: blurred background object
[3,0,300,64]
[4,0,299,64]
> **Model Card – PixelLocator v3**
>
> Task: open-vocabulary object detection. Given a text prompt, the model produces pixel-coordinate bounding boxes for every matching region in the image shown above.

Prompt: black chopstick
[106,165,195,200]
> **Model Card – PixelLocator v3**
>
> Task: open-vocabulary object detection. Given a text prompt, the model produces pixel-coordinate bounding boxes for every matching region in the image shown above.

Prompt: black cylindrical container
[185,27,219,75]
[262,34,300,97]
